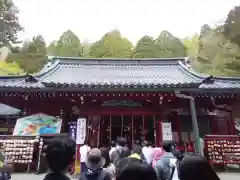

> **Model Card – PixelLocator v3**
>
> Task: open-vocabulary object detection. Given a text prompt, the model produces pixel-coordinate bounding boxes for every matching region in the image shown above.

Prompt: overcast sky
[13,0,239,45]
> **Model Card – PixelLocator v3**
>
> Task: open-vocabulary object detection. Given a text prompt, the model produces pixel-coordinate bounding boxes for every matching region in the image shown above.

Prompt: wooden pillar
[109,116,112,141]
[131,116,134,144]
[228,111,236,135]
[211,115,218,134]
[175,112,182,143]
[153,116,156,146]
[142,116,145,141]
[156,120,162,147]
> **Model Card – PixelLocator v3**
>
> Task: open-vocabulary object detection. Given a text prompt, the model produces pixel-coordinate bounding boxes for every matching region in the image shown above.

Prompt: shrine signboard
[76,118,86,145]
[161,122,173,141]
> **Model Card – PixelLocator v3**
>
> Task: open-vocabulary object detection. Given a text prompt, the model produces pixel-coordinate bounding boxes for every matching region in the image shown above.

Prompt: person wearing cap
[79,148,111,180]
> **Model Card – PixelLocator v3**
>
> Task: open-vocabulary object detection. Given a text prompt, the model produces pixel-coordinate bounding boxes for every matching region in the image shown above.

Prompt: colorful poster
[13,113,62,136]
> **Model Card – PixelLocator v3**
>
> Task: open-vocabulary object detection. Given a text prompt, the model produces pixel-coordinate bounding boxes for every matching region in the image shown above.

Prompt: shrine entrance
[99,115,156,147]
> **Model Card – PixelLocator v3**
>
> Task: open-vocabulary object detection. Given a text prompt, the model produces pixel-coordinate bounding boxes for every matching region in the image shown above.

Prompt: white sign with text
[162,122,173,141]
[76,118,86,144]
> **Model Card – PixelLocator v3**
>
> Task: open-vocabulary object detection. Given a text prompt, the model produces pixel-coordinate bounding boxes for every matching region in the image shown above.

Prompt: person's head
[148,141,153,147]
[116,157,157,180]
[122,146,131,157]
[0,143,3,152]
[100,147,111,168]
[132,145,142,154]
[86,148,106,170]
[142,141,148,147]
[83,139,88,145]
[134,140,141,145]
[116,137,127,147]
[162,141,173,152]
[179,153,220,180]
[110,140,116,148]
[46,137,75,173]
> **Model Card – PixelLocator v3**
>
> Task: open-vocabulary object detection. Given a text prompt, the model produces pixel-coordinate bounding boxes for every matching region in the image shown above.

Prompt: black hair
[162,141,172,152]
[148,141,153,146]
[116,137,127,147]
[122,146,131,157]
[46,137,76,172]
[134,140,141,145]
[132,145,142,154]
[84,139,88,145]
[116,157,157,180]
[110,140,116,147]
[179,153,220,180]
[100,147,111,168]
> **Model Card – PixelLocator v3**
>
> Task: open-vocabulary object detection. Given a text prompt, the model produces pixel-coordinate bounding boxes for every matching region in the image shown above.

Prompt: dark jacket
[79,168,111,180]
[43,172,70,180]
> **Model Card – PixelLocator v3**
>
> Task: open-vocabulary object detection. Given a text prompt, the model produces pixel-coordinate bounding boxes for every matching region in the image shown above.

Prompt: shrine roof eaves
[0,103,21,116]
[0,57,240,90]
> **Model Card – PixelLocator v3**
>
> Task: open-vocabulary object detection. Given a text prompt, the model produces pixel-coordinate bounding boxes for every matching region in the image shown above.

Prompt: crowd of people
[41,137,220,180]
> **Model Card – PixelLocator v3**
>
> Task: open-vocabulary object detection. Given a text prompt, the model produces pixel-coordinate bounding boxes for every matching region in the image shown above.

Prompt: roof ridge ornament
[25,74,39,83]
[201,75,214,84]
[184,57,192,68]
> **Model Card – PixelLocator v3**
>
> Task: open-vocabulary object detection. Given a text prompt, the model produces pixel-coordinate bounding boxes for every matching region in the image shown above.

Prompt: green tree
[7,35,47,73]
[200,24,211,38]
[47,30,83,57]
[195,27,240,76]
[155,30,186,58]
[0,61,23,75]
[0,0,23,47]
[183,34,199,59]
[89,30,133,58]
[132,36,159,58]
[223,6,240,46]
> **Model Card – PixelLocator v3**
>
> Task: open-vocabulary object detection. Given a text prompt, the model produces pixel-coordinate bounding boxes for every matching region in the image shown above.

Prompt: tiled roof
[200,79,240,89]
[40,58,204,88]
[0,103,21,115]
[0,57,239,90]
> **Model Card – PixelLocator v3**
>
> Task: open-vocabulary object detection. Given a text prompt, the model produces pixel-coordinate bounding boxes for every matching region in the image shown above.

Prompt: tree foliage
[155,31,185,58]
[89,30,133,58]
[47,30,83,57]
[194,26,240,76]
[133,36,159,58]
[7,35,47,73]
[0,0,23,47]
[0,61,23,75]
[183,34,199,60]
[223,6,240,46]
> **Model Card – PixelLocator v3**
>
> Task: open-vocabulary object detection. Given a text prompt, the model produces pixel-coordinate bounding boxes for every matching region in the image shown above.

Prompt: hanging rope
[153,116,156,146]
[121,115,124,137]
[109,116,112,141]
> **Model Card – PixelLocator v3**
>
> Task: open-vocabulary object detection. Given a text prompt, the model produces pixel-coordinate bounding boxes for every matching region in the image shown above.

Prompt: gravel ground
[10,172,240,180]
